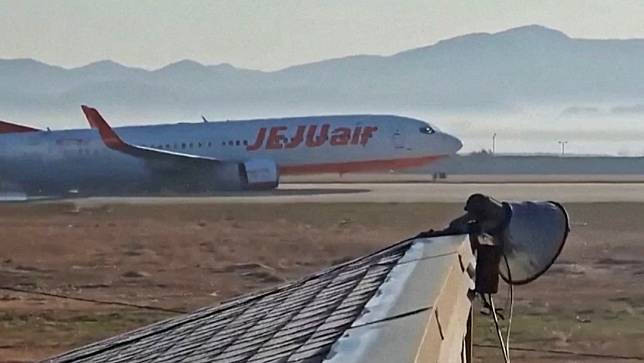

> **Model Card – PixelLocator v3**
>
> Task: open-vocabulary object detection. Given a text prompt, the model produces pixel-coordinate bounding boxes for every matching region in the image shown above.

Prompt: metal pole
[492,133,497,154]
[465,308,473,362]
[561,141,566,156]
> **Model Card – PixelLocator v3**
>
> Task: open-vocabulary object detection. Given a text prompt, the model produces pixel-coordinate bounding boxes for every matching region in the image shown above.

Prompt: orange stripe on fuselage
[279,155,445,175]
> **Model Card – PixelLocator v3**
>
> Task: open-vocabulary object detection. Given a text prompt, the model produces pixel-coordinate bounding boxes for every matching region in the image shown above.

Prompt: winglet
[81,105,126,150]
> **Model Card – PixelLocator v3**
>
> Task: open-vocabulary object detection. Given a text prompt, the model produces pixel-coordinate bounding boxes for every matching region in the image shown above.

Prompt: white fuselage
[0,114,461,195]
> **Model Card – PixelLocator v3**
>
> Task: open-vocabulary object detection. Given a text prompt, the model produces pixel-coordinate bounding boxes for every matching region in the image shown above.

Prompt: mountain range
[2,25,644,126]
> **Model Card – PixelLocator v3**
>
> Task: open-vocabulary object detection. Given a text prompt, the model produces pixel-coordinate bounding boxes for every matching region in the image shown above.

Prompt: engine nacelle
[239,159,280,190]
[211,159,279,191]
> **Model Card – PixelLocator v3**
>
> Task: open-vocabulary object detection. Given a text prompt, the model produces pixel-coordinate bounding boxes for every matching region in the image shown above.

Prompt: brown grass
[0,202,642,362]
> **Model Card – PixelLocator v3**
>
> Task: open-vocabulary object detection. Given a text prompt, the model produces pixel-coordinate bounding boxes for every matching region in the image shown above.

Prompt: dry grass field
[0,202,642,362]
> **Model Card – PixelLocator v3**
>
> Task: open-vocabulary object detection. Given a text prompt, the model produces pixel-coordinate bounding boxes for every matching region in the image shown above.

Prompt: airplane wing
[81,106,220,168]
[0,120,41,134]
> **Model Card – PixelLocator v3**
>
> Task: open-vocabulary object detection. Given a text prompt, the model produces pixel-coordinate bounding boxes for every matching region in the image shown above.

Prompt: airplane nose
[442,132,463,154]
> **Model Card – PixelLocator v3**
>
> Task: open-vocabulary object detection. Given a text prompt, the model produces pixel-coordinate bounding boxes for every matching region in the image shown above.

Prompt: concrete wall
[420,154,644,175]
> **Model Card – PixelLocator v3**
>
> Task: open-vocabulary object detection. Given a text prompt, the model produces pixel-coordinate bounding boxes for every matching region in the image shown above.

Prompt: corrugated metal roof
[42,240,413,363]
[325,234,475,363]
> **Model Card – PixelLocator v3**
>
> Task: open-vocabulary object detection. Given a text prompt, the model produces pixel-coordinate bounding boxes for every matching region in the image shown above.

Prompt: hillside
[3,25,644,125]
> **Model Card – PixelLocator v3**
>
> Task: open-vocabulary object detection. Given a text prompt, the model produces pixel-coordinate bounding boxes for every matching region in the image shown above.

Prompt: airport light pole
[492,133,497,154]
[558,140,568,156]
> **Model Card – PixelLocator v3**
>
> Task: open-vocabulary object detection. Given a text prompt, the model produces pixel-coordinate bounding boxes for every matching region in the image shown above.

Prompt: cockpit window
[419,126,435,134]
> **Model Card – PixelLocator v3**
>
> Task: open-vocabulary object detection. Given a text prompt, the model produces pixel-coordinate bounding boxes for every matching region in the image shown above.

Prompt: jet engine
[213,159,280,191]
[239,159,280,190]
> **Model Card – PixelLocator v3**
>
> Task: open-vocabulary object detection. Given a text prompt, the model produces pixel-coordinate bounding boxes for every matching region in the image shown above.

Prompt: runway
[63,182,644,205]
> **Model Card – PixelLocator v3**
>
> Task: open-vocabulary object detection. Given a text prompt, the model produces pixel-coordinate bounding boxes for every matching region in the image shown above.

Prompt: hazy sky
[2,0,644,71]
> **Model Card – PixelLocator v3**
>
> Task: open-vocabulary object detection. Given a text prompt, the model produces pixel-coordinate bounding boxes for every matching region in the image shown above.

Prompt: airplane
[0,106,462,197]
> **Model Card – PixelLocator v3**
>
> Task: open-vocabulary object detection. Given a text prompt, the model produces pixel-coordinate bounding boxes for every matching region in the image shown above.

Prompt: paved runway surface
[61,182,644,205]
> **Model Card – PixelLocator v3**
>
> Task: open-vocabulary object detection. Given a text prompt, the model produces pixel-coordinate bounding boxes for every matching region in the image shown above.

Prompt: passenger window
[228,141,233,146]
[243,140,248,146]
[182,143,186,149]
[236,140,240,146]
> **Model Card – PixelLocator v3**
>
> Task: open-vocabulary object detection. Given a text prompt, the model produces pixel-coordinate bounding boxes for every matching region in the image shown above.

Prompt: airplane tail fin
[0,120,41,134]
[81,105,125,149]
